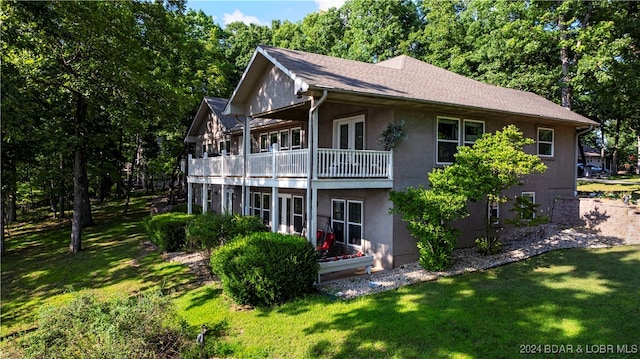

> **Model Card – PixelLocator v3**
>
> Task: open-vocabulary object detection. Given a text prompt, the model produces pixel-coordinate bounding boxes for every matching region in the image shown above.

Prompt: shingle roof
[203,97,240,131]
[257,45,596,126]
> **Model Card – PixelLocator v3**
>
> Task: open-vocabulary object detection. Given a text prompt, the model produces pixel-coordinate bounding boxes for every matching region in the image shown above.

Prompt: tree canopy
[2,0,638,253]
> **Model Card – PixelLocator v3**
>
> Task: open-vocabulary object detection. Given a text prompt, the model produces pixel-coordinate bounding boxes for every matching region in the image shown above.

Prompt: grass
[3,195,640,358]
[577,174,640,202]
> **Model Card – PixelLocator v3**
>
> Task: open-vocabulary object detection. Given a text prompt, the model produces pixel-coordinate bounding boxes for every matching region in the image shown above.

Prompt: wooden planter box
[317,254,374,283]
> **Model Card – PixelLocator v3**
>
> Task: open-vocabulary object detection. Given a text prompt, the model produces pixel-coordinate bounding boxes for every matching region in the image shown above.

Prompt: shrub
[144,212,193,251]
[211,232,319,307]
[389,187,467,271]
[22,291,189,359]
[186,213,266,251]
[475,236,503,255]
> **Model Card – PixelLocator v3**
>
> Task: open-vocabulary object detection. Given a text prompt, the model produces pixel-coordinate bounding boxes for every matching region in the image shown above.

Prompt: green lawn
[3,196,640,358]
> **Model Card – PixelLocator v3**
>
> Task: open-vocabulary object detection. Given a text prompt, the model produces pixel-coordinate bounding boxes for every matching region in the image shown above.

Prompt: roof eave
[302,85,598,127]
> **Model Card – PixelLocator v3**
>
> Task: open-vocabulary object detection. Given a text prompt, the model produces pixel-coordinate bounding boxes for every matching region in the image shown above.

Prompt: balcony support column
[306,90,328,248]
[187,181,193,214]
[271,186,278,233]
[202,183,208,214]
[242,116,251,215]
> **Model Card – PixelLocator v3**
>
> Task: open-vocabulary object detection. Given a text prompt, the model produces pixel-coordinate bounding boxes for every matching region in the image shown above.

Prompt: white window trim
[437,117,486,164]
[537,127,554,157]
[488,201,499,226]
[291,127,303,149]
[332,114,365,150]
[280,129,290,150]
[292,195,304,235]
[331,198,363,249]
[463,119,485,146]
[436,116,460,165]
[260,133,269,152]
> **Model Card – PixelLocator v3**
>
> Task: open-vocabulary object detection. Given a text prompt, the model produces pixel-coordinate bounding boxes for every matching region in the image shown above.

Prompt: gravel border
[316,224,637,299]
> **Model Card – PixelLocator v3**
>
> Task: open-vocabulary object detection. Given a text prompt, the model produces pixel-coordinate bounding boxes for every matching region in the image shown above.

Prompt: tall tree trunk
[70,147,85,253]
[559,12,572,110]
[1,203,5,255]
[70,94,88,253]
[81,164,93,227]
[636,134,640,175]
[612,118,621,172]
[124,134,141,214]
[50,178,58,218]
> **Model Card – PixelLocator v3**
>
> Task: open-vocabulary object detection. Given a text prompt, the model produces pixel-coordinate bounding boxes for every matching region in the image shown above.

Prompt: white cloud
[314,0,346,11]
[223,9,263,26]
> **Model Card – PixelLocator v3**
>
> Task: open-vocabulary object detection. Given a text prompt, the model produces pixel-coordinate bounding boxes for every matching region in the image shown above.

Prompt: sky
[186,0,346,27]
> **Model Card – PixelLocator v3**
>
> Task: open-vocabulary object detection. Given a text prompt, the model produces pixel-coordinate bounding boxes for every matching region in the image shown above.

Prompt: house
[579,145,606,167]
[184,45,597,270]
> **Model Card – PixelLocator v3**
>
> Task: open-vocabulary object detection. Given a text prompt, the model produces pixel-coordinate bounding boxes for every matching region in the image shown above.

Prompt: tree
[336,0,421,62]
[429,125,547,253]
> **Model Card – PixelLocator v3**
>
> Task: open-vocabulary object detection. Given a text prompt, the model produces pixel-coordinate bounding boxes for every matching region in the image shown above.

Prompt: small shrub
[475,236,503,255]
[22,291,189,359]
[144,212,193,251]
[211,232,319,307]
[186,213,266,251]
[389,187,467,271]
[506,196,550,227]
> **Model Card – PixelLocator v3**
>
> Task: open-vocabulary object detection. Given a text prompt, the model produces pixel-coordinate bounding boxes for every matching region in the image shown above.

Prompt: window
[437,117,459,163]
[437,117,485,163]
[537,128,554,157]
[280,130,289,150]
[464,120,484,146]
[293,196,304,234]
[252,192,261,217]
[218,139,231,154]
[262,193,271,227]
[488,201,499,225]
[291,128,302,149]
[270,132,279,151]
[260,134,269,152]
[331,199,363,248]
[224,188,233,213]
[520,192,536,220]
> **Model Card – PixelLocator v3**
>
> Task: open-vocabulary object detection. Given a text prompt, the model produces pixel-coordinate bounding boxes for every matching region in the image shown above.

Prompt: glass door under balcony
[278,194,292,233]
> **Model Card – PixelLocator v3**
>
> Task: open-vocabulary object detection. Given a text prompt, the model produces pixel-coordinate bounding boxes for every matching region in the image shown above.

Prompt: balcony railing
[188,148,392,180]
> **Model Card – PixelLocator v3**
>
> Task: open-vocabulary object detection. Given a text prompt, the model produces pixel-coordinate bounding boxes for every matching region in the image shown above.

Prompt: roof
[185,97,241,142]
[227,45,597,126]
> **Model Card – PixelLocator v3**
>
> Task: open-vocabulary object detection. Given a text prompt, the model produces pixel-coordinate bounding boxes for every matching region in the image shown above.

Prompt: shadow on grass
[0,195,198,337]
[302,246,640,358]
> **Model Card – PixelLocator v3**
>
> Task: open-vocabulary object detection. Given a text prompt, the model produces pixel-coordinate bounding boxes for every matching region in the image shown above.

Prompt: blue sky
[186,0,346,26]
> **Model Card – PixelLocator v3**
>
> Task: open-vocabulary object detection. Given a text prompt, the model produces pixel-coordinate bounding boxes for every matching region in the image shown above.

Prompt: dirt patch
[161,250,215,285]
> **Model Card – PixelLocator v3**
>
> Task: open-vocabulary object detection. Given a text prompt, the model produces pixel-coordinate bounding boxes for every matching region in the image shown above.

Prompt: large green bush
[186,212,266,251]
[389,187,467,271]
[143,212,193,251]
[211,232,319,307]
[23,292,190,359]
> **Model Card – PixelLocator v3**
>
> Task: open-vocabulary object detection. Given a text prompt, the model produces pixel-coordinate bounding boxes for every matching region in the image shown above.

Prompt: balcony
[187,148,392,187]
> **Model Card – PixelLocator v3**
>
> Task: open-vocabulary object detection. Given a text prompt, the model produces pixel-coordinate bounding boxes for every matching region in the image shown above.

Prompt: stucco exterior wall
[246,65,307,116]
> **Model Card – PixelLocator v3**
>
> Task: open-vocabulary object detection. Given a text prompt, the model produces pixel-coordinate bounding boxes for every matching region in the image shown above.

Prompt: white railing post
[271,143,278,179]
[187,182,193,214]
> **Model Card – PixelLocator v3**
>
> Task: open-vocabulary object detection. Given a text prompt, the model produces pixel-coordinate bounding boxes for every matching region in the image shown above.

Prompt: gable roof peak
[375,55,410,70]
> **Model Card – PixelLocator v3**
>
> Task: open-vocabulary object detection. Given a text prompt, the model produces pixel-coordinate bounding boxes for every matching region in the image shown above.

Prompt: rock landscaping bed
[317,224,637,299]
[161,224,638,300]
